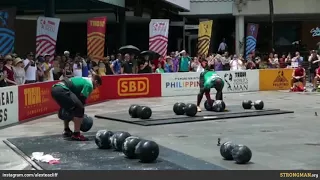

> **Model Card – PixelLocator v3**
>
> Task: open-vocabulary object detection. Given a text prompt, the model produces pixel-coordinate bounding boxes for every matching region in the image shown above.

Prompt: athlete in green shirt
[197,60,224,112]
[51,75,102,141]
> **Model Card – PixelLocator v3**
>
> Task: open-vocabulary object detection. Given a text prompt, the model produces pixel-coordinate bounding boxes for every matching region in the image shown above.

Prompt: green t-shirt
[54,77,94,98]
[203,71,223,89]
[156,68,165,73]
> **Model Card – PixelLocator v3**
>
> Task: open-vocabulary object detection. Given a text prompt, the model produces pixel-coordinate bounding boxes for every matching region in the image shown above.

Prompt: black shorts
[293,78,303,83]
[51,85,85,118]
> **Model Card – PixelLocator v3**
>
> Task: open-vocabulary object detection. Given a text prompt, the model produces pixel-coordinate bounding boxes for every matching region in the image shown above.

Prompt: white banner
[0,86,18,127]
[161,70,260,97]
[149,19,169,57]
[36,17,60,60]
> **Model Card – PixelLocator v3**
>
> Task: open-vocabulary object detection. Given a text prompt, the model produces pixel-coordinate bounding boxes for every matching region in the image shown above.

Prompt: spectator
[42,54,54,81]
[13,57,25,85]
[268,53,278,68]
[138,54,152,74]
[3,55,16,85]
[121,54,134,74]
[171,52,179,72]
[91,61,99,75]
[64,51,70,59]
[254,56,261,69]
[62,62,73,78]
[164,56,173,73]
[214,54,223,71]
[179,50,191,72]
[111,53,122,74]
[308,50,320,83]
[110,54,116,62]
[155,63,164,73]
[291,51,303,67]
[0,60,7,87]
[36,57,45,82]
[218,38,228,54]
[98,60,106,76]
[190,57,200,72]
[279,54,287,68]
[131,55,138,74]
[229,55,243,71]
[222,52,230,70]
[23,52,37,84]
[285,53,292,67]
[52,59,62,80]
[103,56,113,75]
[72,57,82,77]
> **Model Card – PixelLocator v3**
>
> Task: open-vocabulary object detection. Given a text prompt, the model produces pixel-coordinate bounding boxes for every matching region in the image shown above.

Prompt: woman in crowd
[73,57,82,77]
[3,55,16,85]
[164,56,173,73]
[229,55,243,71]
[155,62,164,73]
[13,57,26,85]
[0,60,7,87]
[190,57,200,72]
[36,57,44,82]
[63,63,73,78]
[52,59,62,80]
[98,60,106,76]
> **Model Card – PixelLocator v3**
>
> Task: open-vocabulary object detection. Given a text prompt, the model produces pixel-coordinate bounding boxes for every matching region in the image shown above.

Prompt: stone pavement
[1,91,320,170]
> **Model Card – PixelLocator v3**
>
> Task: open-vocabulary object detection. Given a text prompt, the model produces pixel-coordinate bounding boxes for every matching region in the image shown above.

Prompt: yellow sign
[198,20,213,56]
[117,77,149,97]
[259,69,293,91]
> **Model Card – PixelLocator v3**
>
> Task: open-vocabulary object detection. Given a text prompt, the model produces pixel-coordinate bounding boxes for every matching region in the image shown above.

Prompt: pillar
[44,0,55,17]
[118,9,126,46]
[235,15,245,55]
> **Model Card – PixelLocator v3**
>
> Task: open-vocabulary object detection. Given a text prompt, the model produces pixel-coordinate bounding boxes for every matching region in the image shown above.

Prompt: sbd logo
[117,77,149,96]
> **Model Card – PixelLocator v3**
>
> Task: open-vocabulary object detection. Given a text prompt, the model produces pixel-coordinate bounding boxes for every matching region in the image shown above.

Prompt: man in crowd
[121,54,133,74]
[179,50,191,72]
[111,53,122,74]
[308,50,320,83]
[23,52,37,84]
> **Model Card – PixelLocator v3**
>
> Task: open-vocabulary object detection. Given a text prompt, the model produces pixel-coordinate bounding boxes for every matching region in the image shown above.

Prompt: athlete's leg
[214,78,224,101]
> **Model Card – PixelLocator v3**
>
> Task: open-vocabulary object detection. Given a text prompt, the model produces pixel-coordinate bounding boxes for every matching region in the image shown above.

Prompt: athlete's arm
[302,68,306,78]
[292,69,296,78]
[80,84,93,104]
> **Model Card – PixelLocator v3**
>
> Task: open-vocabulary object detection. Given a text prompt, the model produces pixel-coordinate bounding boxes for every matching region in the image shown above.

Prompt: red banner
[87,17,107,61]
[18,81,59,121]
[18,74,162,121]
[102,74,161,99]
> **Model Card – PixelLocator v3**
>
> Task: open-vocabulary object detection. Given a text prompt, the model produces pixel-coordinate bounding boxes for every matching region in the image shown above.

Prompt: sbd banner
[259,69,292,91]
[0,8,16,55]
[87,17,107,61]
[36,17,60,61]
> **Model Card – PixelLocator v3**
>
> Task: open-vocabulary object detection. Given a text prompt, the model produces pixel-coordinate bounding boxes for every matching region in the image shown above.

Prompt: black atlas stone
[137,106,152,119]
[253,100,264,110]
[135,140,160,163]
[58,108,73,121]
[184,103,198,117]
[95,130,114,149]
[212,100,226,112]
[173,103,180,114]
[80,114,93,132]
[129,105,140,118]
[220,141,236,160]
[112,132,131,151]
[231,144,252,164]
[174,103,186,115]
[242,100,253,109]
[204,100,213,111]
[122,136,142,159]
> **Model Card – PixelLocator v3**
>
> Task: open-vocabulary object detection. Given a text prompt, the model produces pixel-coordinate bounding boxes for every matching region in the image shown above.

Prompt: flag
[245,23,259,58]
[87,17,107,61]
[0,8,16,55]
[197,20,213,57]
[36,17,60,61]
[149,19,169,57]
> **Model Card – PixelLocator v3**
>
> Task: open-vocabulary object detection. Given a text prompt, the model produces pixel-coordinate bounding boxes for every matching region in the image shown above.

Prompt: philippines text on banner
[161,70,260,97]
[197,20,213,57]
[0,8,16,55]
[36,17,60,61]
[259,69,292,91]
[0,86,19,127]
[245,23,259,59]
[149,19,169,57]
[87,17,107,61]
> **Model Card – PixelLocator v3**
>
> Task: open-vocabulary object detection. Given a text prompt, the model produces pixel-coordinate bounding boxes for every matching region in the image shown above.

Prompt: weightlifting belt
[61,78,73,89]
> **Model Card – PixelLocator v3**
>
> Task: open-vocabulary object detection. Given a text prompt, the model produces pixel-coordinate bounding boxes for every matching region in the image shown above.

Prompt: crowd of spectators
[0,47,319,88]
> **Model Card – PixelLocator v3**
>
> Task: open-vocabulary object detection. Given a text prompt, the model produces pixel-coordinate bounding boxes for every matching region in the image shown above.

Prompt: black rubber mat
[4,132,225,170]
[95,106,294,126]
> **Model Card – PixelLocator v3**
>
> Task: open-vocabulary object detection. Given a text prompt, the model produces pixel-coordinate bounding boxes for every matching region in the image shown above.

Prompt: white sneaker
[197,106,202,112]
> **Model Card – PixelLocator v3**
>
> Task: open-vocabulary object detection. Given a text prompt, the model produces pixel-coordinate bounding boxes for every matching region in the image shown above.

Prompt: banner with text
[198,20,213,57]
[161,70,259,96]
[149,19,170,57]
[259,69,292,91]
[0,8,16,55]
[106,74,161,99]
[36,17,60,61]
[87,17,107,61]
[245,23,259,59]
[0,86,18,127]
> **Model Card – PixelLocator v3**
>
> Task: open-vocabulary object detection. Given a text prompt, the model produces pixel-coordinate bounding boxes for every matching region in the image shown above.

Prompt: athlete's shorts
[292,78,303,83]
[51,85,85,118]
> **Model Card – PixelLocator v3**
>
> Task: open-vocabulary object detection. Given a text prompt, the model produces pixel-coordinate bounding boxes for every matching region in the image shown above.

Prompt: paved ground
[1,91,320,170]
